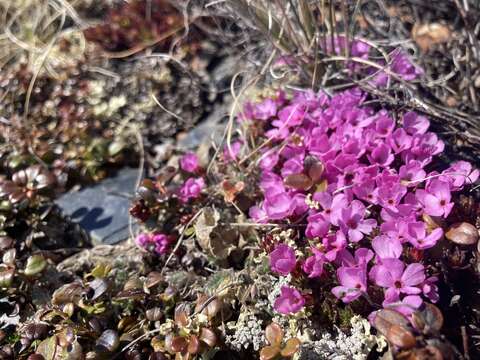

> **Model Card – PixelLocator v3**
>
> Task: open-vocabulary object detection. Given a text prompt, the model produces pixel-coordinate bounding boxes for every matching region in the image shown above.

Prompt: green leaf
[24,255,47,276]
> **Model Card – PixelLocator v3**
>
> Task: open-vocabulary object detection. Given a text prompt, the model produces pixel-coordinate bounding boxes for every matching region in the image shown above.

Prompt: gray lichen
[298,316,386,360]
[225,312,265,351]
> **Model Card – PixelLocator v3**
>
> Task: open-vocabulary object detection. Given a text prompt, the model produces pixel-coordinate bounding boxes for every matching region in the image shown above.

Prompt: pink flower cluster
[178,152,205,203]
[243,88,478,317]
[135,232,174,255]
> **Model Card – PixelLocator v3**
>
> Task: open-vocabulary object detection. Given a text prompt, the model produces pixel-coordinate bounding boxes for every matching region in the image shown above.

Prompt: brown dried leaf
[280,337,301,357]
[304,155,324,182]
[412,23,451,52]
[412,303,444,334]
[445,222,478,245]
[52,282,85,306]
[145,271,163,289]
[174,306,189,328]
[284,173,313,190]
[265,322,283,347]
[195,294,221,319]
[386,325,416,349]
[194,207,238,260]
[374,309,410,336]
[199,328,216,348]
[407,346,443,360]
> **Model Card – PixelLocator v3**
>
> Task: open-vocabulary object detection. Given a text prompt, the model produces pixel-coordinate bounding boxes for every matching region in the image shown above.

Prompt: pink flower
[249,205,268,223]
[339,200,377,242]
[179,177,205,203]
[374,50,423,86]
[378,183,407,212]
[403,112,430,135]
[422,276,439,303]
[384,294,423,317]
[277,104,305,127]
[441,161,479,191]
[179,152,199,173]
[303,247,325,278]
[152,233,173,255]
[269,244,296,275]
[264,192,292,220]
[389,128,412,154]
[368,143,394,167]
[259,151,279,170]
[407,222,443,250]
[305,212,330,239]
[135,233,173,255]
[332,266,367,303]
[416,179,453,218]
[399,161,426,186]
[274,286,305,314]
[253,98,277,120]
[337,248,374,268]
[370,259,425,300]
[135,233,151,247]
[372,235,403,260]
[281,156,304,177]
[323,231,347,262]
[375,111,395,137]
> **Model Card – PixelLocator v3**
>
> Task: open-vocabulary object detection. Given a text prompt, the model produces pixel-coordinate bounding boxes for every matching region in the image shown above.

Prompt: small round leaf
[24,255,47,276]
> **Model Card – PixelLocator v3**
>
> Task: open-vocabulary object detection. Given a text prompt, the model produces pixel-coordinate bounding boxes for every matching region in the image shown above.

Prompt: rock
[176,103,228,150]
[56,168,140,245]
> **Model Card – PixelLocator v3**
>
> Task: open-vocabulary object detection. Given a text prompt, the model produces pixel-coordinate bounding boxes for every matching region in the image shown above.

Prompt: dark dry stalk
[329,0,336,58]
[286,0,311,50]
[274,0,304,52]
[341,0,350,59]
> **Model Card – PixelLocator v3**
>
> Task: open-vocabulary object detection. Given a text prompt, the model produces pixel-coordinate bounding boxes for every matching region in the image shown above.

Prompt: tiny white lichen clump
[298,316,386,360]
[225,312,265,351]
[305,193,320,210]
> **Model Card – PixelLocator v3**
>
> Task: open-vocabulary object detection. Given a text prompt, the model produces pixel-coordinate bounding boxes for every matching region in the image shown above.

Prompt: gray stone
[177,103,228,150]
[56,168,140,245]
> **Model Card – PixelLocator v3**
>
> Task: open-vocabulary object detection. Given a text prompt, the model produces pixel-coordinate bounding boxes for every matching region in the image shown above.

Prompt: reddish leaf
[386,325,416,349]
[280,337,301,357]
[187,335,200,354]
[265,322,284,347]
[259,345,280,360]
[174,306,189,328]
[222,180,245,202]
[170,336,188,353]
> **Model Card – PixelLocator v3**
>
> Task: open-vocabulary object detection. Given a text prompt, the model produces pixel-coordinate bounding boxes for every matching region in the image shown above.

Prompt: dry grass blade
[297,0,314,42]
